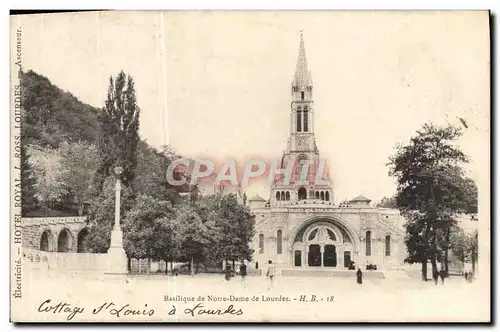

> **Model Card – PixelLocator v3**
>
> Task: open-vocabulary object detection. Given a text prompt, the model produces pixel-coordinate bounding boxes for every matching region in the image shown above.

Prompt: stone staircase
[280,268,385,279]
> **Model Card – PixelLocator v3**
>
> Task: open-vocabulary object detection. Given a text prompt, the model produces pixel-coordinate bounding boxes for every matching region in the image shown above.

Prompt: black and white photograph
[9,10,490,322]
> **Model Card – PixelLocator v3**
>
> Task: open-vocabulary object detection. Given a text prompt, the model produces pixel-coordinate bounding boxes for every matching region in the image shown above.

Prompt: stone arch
[77,228,90,253]
[320,191,325,200]
[57,228,73,253]
[325,192,330,201]
[290,215,360,249]
[40,229,53,252]
[276,191,280,201]
[280,191,285,201]
[285,191,290,201]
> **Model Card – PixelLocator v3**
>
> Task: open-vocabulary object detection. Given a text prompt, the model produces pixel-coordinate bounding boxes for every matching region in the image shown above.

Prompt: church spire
[293,32,312,89]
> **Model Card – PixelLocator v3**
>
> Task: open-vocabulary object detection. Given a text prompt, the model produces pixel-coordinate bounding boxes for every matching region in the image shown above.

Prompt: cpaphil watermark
[166,157,331,188]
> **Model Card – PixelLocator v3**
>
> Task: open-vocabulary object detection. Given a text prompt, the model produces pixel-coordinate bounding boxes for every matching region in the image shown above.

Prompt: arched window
[366,231,372,256]
[285,191,290,201]
[276,191,280,201]
[315,191,319,199]
[281,191,285,201]
[259,234,264,254]
[325,192,330,201]
[277,230,283,254]
[320,191,325,200]
[301,91,305,100]
[385,235,391,256]
[296,107,302,132]
[298,187,307,200]
[303,106,309,132]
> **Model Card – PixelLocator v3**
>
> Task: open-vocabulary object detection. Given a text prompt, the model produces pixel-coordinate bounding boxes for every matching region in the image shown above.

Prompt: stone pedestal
[107,228,128,274]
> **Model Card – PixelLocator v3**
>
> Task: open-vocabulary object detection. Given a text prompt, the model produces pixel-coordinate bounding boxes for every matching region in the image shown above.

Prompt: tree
[376,196,398,209]
[388,123,474,280]
[122,194,176,272]
[466,230,478,273]
[176,202,212,276]
[28,145,67,215]
[58,141,100,216]
[208,194,255,265]
[95,71,140,192]
[20,144,39,215]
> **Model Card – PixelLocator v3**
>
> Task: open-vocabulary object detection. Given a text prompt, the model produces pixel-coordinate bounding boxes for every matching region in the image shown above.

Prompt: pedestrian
[439,267,446,284]
[433,269,439,285]
[464,271,468,282]
[468,271,474,283]
[224,264,232,283]
[356,268,363,285]
[239,260,247,290]
[266,260,275,291]
[255,261,259,270]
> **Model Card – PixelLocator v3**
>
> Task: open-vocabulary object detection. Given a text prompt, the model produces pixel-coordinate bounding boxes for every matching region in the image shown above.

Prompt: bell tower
[290,32,316,152]
[271,33,333,206]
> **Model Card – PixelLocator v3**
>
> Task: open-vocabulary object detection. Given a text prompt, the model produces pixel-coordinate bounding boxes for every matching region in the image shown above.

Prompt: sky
[14,11,490,203]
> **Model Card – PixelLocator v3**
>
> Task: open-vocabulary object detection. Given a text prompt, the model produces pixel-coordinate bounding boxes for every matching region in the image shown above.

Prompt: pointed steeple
[293,32,312,89]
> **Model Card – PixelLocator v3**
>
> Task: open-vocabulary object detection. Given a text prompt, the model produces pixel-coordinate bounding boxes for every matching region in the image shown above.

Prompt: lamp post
[107,166,128,274]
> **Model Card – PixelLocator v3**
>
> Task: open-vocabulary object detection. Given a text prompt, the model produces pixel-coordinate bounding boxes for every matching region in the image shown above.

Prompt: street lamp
[107,165,128,274]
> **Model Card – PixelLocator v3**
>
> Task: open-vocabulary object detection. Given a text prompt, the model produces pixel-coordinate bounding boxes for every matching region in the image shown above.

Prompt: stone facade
[248,34,406,271]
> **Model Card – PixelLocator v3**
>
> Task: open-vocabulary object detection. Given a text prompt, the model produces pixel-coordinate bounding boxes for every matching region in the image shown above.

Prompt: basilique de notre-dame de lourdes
[247,34,406,273]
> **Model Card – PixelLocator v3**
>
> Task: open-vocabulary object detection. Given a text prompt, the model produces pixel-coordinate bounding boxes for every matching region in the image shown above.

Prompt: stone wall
[22,217,88,252]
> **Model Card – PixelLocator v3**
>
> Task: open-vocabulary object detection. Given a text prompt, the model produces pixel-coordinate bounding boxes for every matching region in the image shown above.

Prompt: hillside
[21,70,100,148]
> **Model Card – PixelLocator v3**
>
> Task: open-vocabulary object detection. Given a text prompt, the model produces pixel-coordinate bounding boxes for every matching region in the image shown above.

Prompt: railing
[22,216,88,226]
[22,248,108,272]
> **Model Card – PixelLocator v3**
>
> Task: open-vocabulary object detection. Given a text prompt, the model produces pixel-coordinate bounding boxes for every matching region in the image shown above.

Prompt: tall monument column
[107,166,128,274]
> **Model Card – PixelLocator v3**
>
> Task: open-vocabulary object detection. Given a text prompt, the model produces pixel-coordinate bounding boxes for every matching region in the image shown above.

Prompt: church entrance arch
[291,217,358,269]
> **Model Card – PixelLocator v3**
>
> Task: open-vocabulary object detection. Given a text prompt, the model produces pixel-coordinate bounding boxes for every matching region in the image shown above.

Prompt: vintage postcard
[10,10,490,322]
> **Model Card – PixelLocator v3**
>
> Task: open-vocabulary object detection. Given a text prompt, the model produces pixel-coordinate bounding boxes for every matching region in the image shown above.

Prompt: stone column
[107,174,128,274]
[320,246,324,267]
[338,246,344,269]
[304,246,308,267]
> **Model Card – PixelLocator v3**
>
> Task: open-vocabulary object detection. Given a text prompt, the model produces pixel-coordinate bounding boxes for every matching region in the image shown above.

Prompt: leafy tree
[86,176,135,253]
[376,196,398,209]
[95,71,140,191]
[389,123,476,280]
[58,141,100,216]
[467,230,478,273]
[28,145,67,215]
[20,144,39,215]
[176,202,212,276]
[449,226,468,264]
[209,194,255,265]
[122,194,176,272]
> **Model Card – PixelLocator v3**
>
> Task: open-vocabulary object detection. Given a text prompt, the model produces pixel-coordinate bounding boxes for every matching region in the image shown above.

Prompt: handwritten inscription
[37,294,330,321]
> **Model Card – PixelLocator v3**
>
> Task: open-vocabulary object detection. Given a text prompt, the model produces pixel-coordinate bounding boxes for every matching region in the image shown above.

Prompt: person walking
[224,265,232,283]
[356,268,363,285]
[439,267,446,285]
[239,261,248,290]
[433,269,439,285]
[266,260,276,291]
